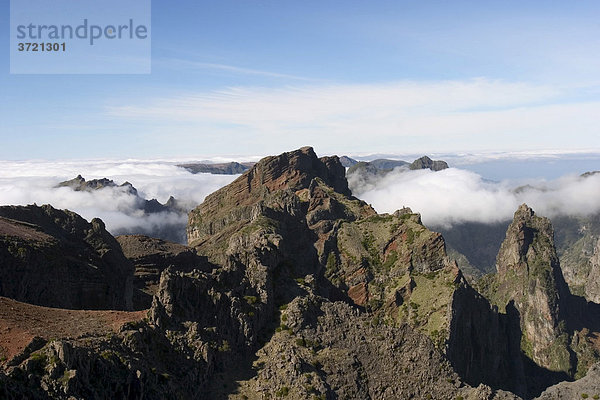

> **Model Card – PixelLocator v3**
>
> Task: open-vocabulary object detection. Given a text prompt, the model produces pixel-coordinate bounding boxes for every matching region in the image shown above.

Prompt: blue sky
[1,0,600,159]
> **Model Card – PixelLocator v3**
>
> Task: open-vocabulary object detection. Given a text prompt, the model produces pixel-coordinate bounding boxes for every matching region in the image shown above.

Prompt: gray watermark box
[10,0,151,74]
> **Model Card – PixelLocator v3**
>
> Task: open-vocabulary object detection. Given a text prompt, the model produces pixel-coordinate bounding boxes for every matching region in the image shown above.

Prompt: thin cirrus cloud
[156,58,319,82]
[105,78,600,153]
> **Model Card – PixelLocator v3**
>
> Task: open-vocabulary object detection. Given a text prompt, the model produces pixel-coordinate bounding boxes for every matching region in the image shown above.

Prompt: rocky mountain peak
[57,175,139,196]
[187,146,353,249]
[247,146,350,196]
[515,202,535,219]
[496,203,555,275]
[493,204,576,377]
[409,155,449,171]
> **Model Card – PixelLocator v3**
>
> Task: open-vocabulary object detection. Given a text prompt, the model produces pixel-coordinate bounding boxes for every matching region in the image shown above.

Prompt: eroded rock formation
[0,204,133,310]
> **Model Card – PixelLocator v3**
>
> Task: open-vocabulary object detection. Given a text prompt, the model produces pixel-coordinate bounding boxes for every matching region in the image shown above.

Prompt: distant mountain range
[178,155,448,175]
[177,161,256,175]
[57,174,186,215]
[56,175,188,242]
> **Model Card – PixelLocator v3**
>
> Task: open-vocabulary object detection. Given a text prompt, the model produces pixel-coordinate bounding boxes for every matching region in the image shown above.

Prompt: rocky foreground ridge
[0,205,133,310]
[0,147,599,399]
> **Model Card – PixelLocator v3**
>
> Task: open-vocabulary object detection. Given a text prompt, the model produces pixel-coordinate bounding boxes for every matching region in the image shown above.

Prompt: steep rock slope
[235,295,519,400]
[0,205,133,310]
[116,235,213,310]
[494,205,571,372]
[553,212,600,302]
[480,204,600,395]
[586,238,600,303]
[0,295,211,400]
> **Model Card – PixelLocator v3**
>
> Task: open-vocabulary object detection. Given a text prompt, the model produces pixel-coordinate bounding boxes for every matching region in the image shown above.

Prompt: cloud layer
[349,167,600,228]
[0,160,237,243]
[1,157,598,243]
[105,78,600,155]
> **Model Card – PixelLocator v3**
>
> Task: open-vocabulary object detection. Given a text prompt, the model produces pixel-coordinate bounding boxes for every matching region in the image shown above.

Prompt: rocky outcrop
[448,282,528,397]
[0,300,211,400]
[178,161,255,175]
[493,205,571,372]
[116,235,213,310]
[184,147,534,397]
[346,155,447,178]
[236,295,520,400]
[409,155,449,171]
[474,204,600,396]
[185,148,577,398]
[187,146,354,257]
[346,156,449,199]
[338,155,358,167]
[57,175,138,194]
[0,205,133,310]
[585,238,600,303]
[536,362,600,399]
[57,175,186,216]
[56,175,189,243]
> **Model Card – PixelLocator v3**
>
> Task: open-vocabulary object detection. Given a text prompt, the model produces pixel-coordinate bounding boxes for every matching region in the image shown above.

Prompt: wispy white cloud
[105,78,600,153]
[156,58,317,81]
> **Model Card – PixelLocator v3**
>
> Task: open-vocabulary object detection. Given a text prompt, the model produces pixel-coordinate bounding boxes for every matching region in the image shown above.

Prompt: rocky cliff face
[475,204,600,395]
[493,204,572,374]
[0,205,133,310]
[235,294,519,400]
[187,146,351,249]
[550,213,600,301]
[0,297,210,400]
[447,281,528,397]
[585,238,600,303]
[116,235,213,310]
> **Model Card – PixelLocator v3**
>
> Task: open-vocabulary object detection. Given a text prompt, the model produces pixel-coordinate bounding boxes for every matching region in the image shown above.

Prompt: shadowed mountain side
[0,205,133,310]
[116,235,214,310]
[437,221,511,275]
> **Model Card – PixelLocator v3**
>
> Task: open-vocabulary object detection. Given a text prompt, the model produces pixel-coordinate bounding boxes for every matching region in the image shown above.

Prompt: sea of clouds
[348,167,600,228]
[0,156,598,243]
[0,159,238,243]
